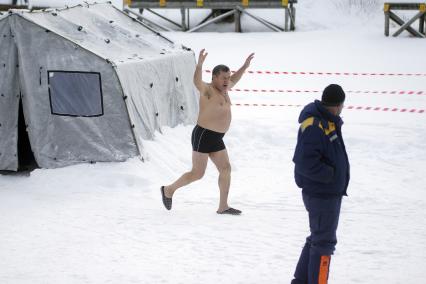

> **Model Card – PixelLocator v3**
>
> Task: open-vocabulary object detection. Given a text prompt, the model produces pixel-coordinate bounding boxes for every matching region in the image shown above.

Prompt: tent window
[48,71,104,117]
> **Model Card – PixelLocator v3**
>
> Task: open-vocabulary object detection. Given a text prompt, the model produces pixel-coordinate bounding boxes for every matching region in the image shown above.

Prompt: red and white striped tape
[229,89,425,96]
[205,70,426,77]
[232,103,425,114]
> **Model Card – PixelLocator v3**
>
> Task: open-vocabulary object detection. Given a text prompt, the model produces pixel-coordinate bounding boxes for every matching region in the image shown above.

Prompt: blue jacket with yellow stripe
[293,100,350,197]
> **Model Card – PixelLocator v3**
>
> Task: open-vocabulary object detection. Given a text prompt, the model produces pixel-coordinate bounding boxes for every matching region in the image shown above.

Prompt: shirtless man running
[161,49,254,215]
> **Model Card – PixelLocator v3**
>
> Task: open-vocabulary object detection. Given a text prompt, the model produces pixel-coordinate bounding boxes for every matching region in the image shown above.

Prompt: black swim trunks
[191,125,226,153]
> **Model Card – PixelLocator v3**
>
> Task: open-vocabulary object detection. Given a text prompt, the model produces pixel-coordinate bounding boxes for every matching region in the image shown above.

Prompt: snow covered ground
[1,1,426,283]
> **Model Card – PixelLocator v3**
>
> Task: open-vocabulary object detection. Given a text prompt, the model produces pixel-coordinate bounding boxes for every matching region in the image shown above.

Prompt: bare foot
[164,186,173,198]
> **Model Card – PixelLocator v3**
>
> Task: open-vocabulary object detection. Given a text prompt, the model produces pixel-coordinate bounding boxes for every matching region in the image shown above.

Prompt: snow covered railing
[384,2,426,37]
[125,0,297,32]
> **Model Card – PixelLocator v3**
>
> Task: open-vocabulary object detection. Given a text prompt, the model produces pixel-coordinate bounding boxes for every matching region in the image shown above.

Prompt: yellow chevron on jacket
[300,117,315,133]
[300,117,336,135]
[318,121,336,135]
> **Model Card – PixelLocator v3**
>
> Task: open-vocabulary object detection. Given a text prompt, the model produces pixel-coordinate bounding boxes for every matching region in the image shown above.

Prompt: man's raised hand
[243,53,255,69]
[198,49,208,66]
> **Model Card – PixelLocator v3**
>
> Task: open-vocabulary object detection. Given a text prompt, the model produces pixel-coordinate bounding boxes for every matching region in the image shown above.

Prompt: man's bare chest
[204,89,230,107]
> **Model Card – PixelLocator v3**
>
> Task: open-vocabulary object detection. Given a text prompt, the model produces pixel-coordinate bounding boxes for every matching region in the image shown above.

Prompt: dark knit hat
[321,84,345,106]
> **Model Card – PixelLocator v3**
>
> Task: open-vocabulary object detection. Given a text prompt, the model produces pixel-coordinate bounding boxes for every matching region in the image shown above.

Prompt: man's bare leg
[209,149,234,213]
[164,151,209,198]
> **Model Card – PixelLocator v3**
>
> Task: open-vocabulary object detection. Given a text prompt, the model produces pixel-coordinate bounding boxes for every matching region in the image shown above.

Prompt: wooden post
[384,3,390,36]
[419,13,425,34]
[284,7,289,31]
[235,9,241,32]
[187,8,190,30]
[385,12,390,36]
[420,4,426,35]
[423,14,426,35]
[180,8,187,31]
[290,4,296,31]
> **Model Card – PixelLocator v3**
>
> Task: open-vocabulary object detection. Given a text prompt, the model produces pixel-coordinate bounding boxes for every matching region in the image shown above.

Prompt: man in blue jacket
[291,84,350,284]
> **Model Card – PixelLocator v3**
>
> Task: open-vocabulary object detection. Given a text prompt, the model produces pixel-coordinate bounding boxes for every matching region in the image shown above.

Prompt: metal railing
[125,0,297,32]
[384,2,426,37]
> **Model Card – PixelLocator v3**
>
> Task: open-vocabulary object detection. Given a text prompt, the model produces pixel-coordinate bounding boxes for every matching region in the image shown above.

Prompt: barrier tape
[204,70,426,77]
[232,103,425,113]
[229,88,425,95]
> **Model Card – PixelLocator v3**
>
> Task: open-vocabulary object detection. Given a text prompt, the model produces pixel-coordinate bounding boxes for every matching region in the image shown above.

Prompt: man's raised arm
[230,53,255,88]
[193,49,208,94]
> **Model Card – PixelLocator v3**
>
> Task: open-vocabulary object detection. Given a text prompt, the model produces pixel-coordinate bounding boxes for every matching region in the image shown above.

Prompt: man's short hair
[321,84,346,106]
[212,64,230,76]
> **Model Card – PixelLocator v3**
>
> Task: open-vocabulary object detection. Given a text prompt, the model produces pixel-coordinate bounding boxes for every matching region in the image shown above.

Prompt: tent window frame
[47,70,104,117]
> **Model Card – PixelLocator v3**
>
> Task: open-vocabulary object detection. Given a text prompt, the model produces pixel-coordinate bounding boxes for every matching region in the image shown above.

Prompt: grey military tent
[0,3,198,171]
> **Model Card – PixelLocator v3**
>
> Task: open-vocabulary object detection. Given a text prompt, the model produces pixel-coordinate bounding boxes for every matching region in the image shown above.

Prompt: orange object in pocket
[318,255,331,284]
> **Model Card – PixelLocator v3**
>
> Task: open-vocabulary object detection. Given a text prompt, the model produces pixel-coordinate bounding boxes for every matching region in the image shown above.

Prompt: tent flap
[0,17,19,171]
[116,52,198,154]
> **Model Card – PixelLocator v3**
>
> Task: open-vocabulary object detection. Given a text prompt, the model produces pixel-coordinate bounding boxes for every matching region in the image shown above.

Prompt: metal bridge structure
[384,2,426,37]
[124,0,297,32]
